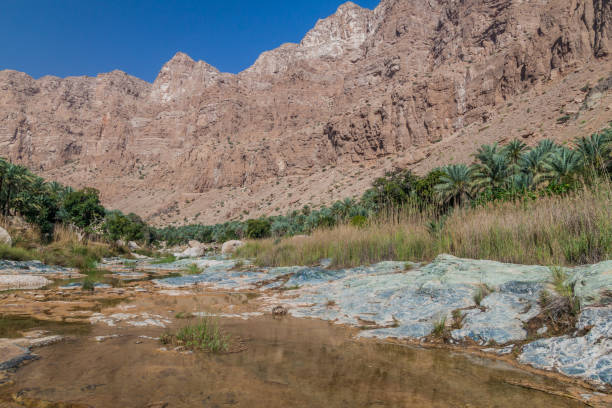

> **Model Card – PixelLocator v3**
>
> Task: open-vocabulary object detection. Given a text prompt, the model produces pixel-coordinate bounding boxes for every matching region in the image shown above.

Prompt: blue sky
[1,0,380,82]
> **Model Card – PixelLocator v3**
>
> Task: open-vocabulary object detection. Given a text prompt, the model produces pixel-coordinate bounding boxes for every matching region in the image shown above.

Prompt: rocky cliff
[1,0,611,224]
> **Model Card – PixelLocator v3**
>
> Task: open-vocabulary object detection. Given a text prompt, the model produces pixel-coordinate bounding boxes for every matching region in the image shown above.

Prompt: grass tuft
[151,254,177,264]
[184,263,201,275]
[161,317,229,353]
[473,285,493,306]
[432,314,447,338]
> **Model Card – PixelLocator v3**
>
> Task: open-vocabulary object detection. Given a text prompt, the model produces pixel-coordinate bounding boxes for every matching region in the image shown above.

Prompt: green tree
[62,188,105,228]
[575,130,612,177]
[435,164,474,206]
[540,148,583,188]
[246,218,271,239]
[503,139,528,165]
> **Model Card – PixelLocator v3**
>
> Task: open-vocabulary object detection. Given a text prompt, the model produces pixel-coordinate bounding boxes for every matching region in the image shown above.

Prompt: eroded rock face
[0,0,610,224]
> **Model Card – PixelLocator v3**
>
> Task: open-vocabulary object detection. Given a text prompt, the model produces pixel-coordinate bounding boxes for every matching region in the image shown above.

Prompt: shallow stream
[0,313,589,407]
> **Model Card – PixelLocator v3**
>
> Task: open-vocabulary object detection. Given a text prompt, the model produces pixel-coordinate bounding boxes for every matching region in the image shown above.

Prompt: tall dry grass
[237,184,612,268]
[0,221,121,270]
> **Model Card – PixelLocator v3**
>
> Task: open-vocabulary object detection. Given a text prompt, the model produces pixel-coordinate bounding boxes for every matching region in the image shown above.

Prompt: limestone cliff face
[0,0,610,224]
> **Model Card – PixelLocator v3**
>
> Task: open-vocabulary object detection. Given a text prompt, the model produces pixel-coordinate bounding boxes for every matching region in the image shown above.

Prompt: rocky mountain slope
[1,0,611,225]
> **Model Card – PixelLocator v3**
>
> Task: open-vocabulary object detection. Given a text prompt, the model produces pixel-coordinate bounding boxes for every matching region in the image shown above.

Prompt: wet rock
[151,253,612,385]
[272,305,288,316]
[451,292,540,344]
[0,259,80,279]
[0,227,11,246]
[519,306,612,385]
[0,340,32,370]
[221,240,245,254]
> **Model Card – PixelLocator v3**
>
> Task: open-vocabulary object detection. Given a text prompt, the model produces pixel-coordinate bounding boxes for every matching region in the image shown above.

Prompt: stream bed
[0,254,610,407]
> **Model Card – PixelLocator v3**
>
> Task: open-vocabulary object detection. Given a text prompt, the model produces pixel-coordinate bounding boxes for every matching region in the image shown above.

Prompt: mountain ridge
[1,0,610,225]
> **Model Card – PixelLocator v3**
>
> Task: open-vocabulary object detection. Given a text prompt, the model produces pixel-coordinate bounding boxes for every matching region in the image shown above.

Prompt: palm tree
[535,139,559,155]
[472,153,513,191]
[435,164,474,206]
[0,158,7,209]
[540,148,583,186]
[519,148,550,187]
[2,163,34,216]
[474,143,501,165]
[503,139,528,165]
[507,172,534,191]
[574,130,612,176]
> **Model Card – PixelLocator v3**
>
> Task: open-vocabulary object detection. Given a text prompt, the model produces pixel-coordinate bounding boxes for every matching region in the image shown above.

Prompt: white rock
[0,275,51,290]
[188,240,203,248]
[221,240,245,254]
[174,246,205,259]
[128,241,140,250]
[0,227,12,246]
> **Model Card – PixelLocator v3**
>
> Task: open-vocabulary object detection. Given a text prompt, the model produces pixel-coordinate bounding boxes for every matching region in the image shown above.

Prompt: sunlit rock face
[0,0,610,224]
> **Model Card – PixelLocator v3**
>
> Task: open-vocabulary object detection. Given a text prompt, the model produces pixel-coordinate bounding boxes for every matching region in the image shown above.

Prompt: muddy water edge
[0,288,604,408]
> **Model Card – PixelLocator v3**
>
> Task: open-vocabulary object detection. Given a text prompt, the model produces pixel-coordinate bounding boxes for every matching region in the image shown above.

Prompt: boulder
[0,227,12,246]
[116,239,126,247]
[188,240,203,248]
[128,241,140,250]
[174,246,205,259]
[221,240,245,254]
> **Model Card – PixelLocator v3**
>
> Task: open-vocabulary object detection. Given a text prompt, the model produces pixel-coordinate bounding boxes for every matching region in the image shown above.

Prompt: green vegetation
[184,263,201,275]
[0,157,155,243]
[81,277,95,292]
[151,254,177,264]
[473,285,493,306]
[539,268,581,334]
[175,312,195,319]
[1,124,611,272]
[160,317,229,352]
[432,314,447,338]
[237,125,612,268]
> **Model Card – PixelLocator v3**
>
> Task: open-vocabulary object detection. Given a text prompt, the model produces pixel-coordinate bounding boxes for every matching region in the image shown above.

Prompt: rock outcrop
[221,240,245,254]
[154,254,612,386]
[0,227,11,246]
[0,0,610,224]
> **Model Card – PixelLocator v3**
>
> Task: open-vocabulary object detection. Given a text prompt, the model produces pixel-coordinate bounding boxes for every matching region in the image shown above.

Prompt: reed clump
[237,185,612,268]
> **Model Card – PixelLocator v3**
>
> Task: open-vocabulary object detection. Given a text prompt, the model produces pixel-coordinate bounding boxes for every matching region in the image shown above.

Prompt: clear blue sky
[1,0,380,82]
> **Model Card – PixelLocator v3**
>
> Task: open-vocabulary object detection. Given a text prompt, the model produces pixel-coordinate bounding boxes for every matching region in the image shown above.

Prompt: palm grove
[1,125,611,247]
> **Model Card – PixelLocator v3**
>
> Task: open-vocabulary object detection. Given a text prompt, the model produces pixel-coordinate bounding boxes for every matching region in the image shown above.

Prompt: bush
[0,244,35,261]
[62,188,105,229]
[349,215,367,228]
[246,218,271,239]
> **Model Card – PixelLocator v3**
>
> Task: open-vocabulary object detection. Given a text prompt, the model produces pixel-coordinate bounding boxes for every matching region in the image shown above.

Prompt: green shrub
[350,215,367,228]
[184,263,201,275]
[0,245,35,261]
[82,278,95,292]
[246,218,271,239]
